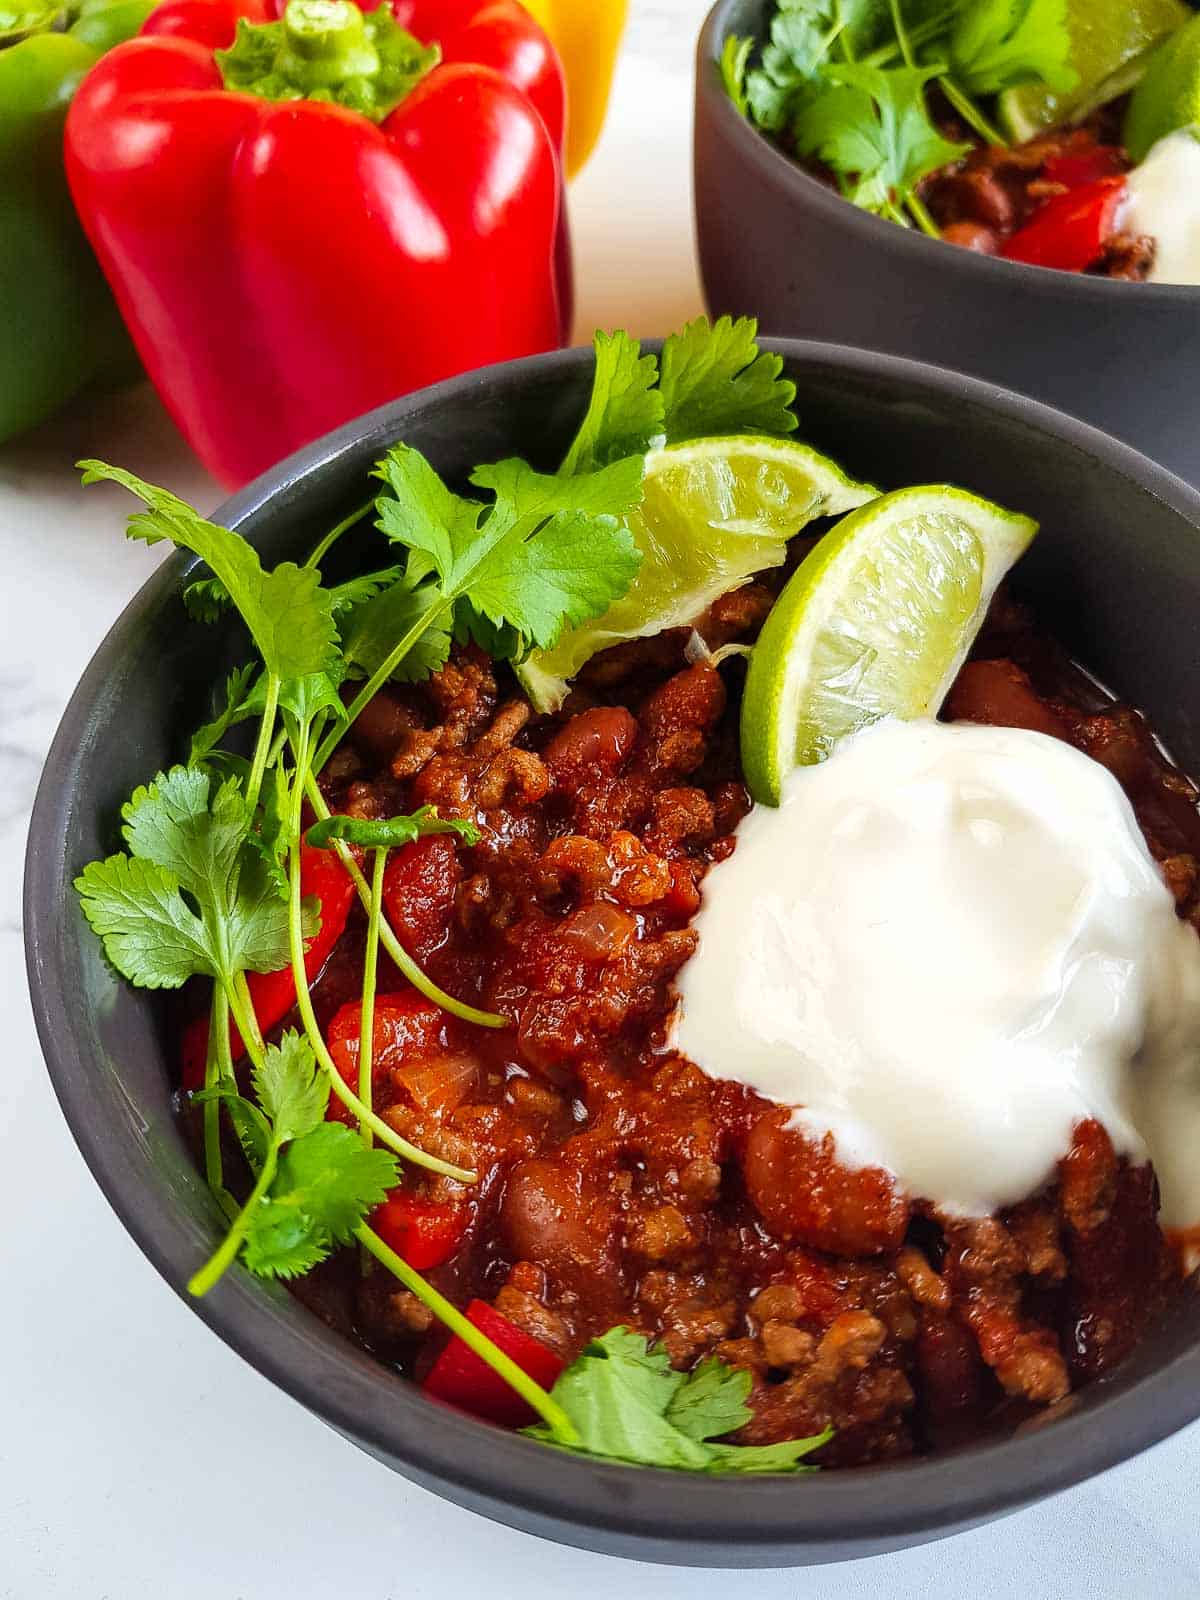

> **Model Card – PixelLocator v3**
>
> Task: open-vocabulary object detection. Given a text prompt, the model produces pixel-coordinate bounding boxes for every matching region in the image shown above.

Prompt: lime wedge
[1125,14,1200,161]
[997,0,1191,142]
[516,435,877,713]
[740,486,1038,805]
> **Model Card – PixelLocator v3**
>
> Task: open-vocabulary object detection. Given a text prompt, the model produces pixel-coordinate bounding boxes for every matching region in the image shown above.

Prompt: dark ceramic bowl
[24,342,1200,1567]
[694,0,1200,487]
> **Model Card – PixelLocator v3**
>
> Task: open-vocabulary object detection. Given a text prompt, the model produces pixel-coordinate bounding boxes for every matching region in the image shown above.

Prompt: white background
[4,1,1200,1594]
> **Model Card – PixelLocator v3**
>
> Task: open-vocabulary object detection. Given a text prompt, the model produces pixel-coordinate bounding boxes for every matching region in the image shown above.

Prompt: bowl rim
[696,0,1200,307]
[24,339,1200,1556]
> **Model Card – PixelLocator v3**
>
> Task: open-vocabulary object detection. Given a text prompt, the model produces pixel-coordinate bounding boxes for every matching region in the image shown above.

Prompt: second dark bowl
[694,0,1200,487]
[24,341,1200,1566]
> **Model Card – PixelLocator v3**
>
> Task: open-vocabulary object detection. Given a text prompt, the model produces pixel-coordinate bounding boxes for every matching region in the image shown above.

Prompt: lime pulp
[739,486,1038,806]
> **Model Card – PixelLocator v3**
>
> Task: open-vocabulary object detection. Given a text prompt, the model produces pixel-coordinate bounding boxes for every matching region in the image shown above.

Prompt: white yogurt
[1123,127,1200,286]
[673,717,1200,1224]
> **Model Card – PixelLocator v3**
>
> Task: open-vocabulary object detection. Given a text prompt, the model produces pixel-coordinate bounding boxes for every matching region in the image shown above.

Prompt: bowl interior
[25,344,1200,1565]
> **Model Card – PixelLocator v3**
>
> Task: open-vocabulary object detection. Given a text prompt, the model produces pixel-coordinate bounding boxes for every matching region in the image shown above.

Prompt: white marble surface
[4,2,1200,1594]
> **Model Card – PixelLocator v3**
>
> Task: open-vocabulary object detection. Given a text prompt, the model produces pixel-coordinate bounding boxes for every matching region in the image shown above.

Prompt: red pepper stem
[279,0,379,84]
[356,1223,578,1443]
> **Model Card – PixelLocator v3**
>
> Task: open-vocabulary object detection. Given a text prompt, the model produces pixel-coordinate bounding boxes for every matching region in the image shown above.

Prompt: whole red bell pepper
[1002,175,1127,274]
[65,0,566,488]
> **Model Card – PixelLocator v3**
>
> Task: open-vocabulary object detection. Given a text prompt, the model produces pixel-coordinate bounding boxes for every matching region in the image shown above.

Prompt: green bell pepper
[0,0,154,444]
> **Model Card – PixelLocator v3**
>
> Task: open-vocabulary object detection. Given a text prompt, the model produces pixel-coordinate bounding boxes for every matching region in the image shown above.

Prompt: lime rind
[997,0,1192,141]
[740,486,1038,806]
[1124,12,1200,162]
[516,435,878,713]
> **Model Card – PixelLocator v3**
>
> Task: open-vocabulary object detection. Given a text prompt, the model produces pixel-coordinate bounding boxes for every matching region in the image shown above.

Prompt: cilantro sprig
[723,0,1078,234]
[189,1031,397,1292]
[525,1329,832,1473]
[74,316,836,1471]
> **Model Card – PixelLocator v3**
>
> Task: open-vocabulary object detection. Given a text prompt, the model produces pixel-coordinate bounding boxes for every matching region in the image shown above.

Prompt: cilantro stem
[310,596,453,777]
[939,74,1006,146]
[286,721,477,1181]
[302,773,506,1030]
[230,969,267,1060]
[889,0,914,65]
[304,498,373,572]
[202,988,239,1221]
[189,1142,279,1297]
[356,1223,578,1444]
[905,189,941,237]
[244,671,280,816]
[359,846,386,1150]
[883,198,912,227]
[863,8,955,67]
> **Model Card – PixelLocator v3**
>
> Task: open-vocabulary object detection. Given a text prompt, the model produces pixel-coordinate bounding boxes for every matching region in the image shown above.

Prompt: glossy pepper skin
[522,0,627,175]
[65,0,566,487]
[0,0,152,444]
[1002,175,1128,273]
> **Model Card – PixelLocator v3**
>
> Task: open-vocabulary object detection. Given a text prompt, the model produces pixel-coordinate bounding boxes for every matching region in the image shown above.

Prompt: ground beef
[272,587,1195,1465]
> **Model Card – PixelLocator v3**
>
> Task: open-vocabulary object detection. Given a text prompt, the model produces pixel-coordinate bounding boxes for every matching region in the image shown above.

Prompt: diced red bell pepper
[325,989,444,1122]
[1002,176,1127,273]
[1041,145,1126,191]
[422,1299,565,1426]
[180,842,356,1090]
[371,1189,469,1268]
[382,833,463,964]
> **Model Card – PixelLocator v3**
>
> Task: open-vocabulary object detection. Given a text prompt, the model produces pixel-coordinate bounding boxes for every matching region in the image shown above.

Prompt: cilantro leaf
[183,575,233,623]
[795,64,968,216]
[371,447,645,666]
[249,764,289,897]
[560,330,665,475]
[251,1029,328,1143]
[76,855,224,988]
[306,806,480,852]
[461,507,641,652]
[190,1032,400,1293]
[276,668,346,726]
[525,1327,832,1474]
[329,566,406,615]
[75,765,293,990]
[949,0,1077,97]
[194,1080,272,1169]
[121,767,246,902]
[79,461,339,683]
[704,1434,832,1474]
[658,316,798,443]
[721,33,753,115]
[184,566,404,626]
[243,1123,397,1276]
[340,576,453,684]
[190,664,259,765]
[664,1357,753,1442]
[733,0,890,133]
[529,1329,712,1470]
[373,445,481,585]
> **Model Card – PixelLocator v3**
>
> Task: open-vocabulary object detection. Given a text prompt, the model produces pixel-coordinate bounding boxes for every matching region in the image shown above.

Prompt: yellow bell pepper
[523,0,628,176]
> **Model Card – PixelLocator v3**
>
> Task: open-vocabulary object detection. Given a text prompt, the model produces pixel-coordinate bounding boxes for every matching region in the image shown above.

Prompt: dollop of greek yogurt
[1123,127,1200,286]
[673,717,1200,1223]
